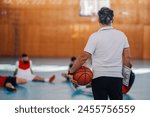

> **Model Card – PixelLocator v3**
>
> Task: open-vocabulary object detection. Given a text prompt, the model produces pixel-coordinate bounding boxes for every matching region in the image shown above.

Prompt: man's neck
[100,24,112,28]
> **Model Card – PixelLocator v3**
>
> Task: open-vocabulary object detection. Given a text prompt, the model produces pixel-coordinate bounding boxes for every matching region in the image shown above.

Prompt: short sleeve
[84,34,97,55]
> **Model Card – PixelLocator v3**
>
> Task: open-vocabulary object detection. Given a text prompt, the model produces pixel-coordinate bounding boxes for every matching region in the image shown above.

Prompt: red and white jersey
[0,76,7,88]
[15,60,35,80]
[18,60,30,70]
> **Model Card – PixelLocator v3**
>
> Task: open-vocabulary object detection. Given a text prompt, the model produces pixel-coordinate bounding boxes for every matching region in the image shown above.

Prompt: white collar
[99,26,113,31]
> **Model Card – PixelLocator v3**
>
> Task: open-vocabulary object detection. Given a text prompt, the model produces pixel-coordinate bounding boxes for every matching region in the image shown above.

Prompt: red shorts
[0,76,17,88]
[0,76,7,87]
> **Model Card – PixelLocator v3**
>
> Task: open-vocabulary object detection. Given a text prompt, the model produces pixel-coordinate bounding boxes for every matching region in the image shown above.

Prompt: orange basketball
[73,66,93,86]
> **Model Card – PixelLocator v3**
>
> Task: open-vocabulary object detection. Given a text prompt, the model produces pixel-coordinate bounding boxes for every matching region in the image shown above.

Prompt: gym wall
[0,0,150,59]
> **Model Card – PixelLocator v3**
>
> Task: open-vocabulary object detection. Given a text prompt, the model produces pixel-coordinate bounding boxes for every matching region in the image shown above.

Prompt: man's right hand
[68,74,78,85]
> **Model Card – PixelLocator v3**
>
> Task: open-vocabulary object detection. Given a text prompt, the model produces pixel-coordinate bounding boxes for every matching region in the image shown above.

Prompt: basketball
[73,66,93,86]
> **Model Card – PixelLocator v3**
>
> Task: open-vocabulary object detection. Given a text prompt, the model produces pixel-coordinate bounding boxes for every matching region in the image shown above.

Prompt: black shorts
[91,76,123,100]
[4,76,17,87]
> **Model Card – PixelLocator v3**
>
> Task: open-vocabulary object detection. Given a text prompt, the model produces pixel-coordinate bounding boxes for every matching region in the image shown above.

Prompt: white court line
[0,64,150,74]
[0,64,68,72]
[132,68,150,75]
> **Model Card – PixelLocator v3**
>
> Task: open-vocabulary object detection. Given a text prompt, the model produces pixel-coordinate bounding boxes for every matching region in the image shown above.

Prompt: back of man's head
[98,7,114,25]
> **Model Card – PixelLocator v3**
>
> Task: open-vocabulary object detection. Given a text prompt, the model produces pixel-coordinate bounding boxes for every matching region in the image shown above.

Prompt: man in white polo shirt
[68,7,131,100]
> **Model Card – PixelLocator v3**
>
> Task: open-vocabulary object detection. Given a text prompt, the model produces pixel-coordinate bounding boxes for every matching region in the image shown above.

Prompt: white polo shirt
[84,26,129,79]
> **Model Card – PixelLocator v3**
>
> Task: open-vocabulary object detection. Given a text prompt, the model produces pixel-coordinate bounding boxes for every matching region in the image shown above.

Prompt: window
[80,0,110,16]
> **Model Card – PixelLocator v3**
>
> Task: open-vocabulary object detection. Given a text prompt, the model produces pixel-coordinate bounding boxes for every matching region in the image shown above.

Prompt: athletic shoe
[49,75,55,83]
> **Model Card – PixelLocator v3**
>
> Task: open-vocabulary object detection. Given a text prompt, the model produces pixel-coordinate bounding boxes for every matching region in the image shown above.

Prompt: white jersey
[84,26,129,79]
[16,60,35,80]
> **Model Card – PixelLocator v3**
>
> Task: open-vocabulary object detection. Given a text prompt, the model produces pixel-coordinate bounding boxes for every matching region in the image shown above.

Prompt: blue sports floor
[0,57,150,100]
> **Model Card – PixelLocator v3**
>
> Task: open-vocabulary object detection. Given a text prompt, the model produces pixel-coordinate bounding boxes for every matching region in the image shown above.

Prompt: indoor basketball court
[0,0,150,100]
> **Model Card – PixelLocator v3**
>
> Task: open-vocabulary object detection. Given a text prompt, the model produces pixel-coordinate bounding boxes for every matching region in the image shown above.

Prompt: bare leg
[16,78,27,84]
[5,83,14,88]
[4,78,26,92]
[32,76,45,82]
[5,83,16,92]
[32,75,55,83]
